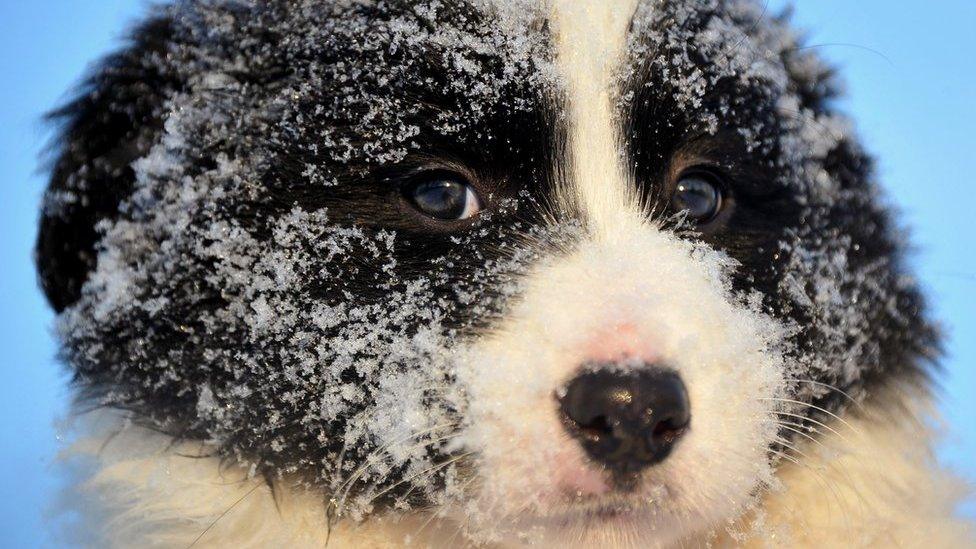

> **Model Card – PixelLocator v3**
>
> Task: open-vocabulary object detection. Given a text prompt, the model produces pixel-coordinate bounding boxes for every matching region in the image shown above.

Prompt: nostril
[651,415,688,445]
[577,415,613,442]
[557,364,690,474]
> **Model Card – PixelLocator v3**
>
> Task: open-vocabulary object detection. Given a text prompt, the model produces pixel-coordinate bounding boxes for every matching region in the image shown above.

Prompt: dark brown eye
[406,173,482,221]
[671,171,724,222]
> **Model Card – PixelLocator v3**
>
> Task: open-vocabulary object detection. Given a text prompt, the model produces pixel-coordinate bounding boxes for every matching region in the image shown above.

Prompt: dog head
[37,0,935,545]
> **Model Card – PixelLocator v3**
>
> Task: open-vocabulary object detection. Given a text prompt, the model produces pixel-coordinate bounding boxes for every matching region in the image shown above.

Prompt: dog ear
[36,16,182,312]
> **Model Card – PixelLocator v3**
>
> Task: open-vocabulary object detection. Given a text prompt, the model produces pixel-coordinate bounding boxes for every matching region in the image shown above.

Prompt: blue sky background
[0,1,973,546]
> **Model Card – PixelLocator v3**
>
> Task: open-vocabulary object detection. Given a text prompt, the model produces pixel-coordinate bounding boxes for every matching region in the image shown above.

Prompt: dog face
[37,0,935,545]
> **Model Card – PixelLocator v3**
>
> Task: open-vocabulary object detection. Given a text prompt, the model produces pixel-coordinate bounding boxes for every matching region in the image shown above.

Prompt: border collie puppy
[37,0,972,546]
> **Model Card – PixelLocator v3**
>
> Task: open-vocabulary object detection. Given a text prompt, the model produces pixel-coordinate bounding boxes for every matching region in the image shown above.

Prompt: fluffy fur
[38,0,972,546]
[61,397,971,547]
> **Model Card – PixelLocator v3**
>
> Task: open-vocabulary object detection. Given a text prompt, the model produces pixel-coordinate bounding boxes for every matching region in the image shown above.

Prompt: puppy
[37,0,973,546]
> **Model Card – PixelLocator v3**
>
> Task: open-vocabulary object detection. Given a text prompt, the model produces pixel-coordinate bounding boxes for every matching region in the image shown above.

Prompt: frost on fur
[39,0,945,545]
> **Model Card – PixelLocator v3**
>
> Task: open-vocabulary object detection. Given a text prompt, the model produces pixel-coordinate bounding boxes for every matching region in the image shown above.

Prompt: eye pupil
[408,176,481,221]
[672,173,723,222]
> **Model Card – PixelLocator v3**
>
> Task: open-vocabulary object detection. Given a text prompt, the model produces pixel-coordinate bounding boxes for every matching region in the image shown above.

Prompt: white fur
[441,2,786,543]
[456,229,786,545]
[549,0,642,232]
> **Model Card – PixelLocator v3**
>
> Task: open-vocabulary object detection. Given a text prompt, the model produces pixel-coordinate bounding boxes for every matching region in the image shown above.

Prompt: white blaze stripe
[549,0,642,238]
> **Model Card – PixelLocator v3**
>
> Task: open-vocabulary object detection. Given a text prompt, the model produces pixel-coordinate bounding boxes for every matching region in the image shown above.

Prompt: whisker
[759,397,863,435]
[764,418,821,436]
[773,422,828,450]
[719,0,770,62]
[392,433,466,503]
[362,452,474,510]
[335,422,458,501]
[768,410,854,445]
[784,378,862,409]
[771,436,814,461]
[369,431,465,491]
[187,482,262,548]
[788,43,893,65]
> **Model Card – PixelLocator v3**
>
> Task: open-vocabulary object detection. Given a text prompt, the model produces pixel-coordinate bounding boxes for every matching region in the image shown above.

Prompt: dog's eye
[406,174,482,221]
[671,171,724,223]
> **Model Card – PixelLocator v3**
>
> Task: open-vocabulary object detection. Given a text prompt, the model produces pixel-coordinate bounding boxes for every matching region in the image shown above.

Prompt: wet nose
[557,365,690,474]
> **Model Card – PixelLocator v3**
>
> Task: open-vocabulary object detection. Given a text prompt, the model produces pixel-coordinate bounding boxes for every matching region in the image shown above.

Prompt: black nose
[557,365,690,474]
